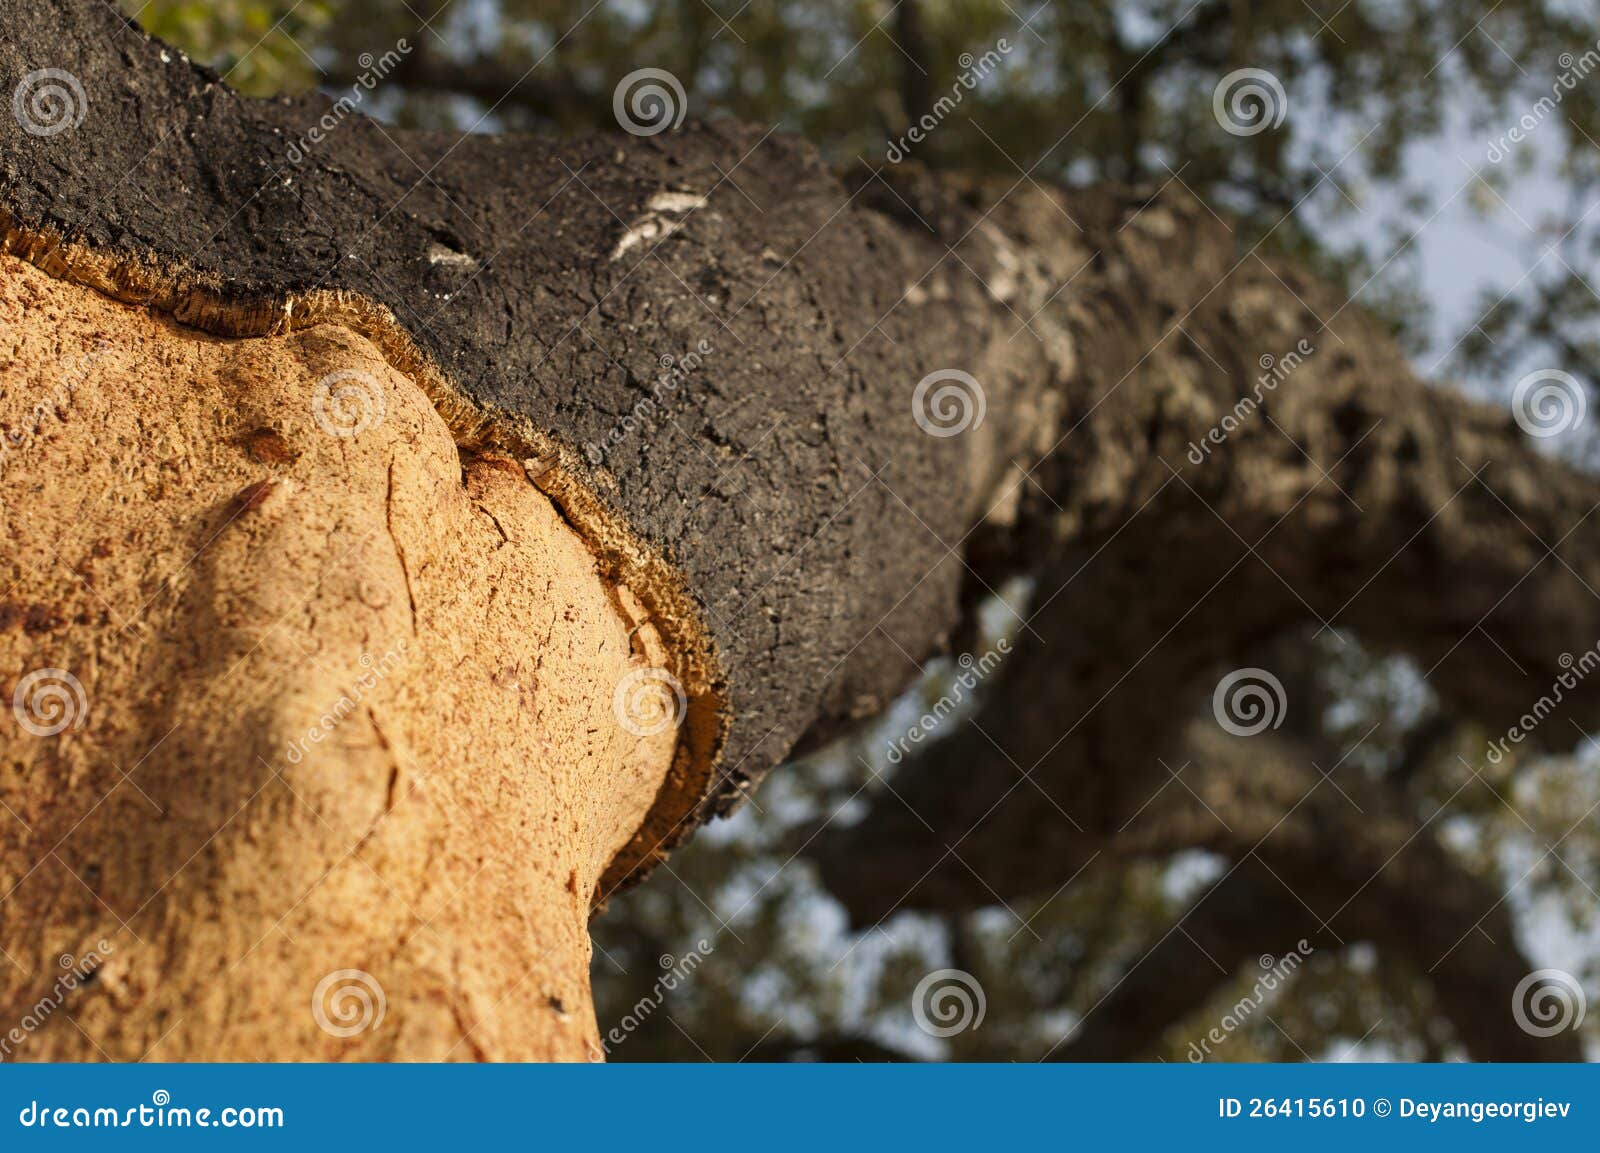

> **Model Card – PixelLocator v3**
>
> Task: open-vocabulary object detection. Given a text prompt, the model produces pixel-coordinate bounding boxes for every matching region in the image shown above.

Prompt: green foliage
[131,0,334,94]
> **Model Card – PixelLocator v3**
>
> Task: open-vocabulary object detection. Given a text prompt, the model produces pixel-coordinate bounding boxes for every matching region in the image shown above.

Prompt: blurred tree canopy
[129,0,1600,1060]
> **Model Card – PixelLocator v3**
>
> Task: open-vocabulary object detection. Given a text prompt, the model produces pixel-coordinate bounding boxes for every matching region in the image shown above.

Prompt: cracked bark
[0,255,677,1059]
[3,0,1598,1060]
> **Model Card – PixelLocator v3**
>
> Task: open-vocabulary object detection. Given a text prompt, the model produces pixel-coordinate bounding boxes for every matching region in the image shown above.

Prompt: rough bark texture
[4,0,1599,1061]
[0,0,1067,888]
[0,254,675,1059]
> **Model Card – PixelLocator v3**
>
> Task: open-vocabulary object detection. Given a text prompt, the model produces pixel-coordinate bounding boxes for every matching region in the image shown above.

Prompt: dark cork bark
[6,1,1600,1061]
[0,0,1056,889]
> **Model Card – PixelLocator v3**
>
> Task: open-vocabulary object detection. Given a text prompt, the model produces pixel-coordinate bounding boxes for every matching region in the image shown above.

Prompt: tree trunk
[4,0,1597,1060]
[1,252,678,1059]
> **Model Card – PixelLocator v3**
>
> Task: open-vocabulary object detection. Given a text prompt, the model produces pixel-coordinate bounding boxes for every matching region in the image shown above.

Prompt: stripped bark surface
[4,0,1599,1060]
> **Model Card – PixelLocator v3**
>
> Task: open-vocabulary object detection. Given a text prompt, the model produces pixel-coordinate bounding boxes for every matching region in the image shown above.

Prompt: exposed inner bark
[6,0,1600,1062]
[0,253,676,1060]
[0,0,1070,856]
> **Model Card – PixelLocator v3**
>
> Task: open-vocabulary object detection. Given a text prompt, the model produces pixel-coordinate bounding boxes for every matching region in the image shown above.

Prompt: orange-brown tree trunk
[0,255,678,1060]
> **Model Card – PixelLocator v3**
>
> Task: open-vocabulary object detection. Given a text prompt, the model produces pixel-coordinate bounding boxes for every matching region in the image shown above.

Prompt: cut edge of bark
[0,210,730,902]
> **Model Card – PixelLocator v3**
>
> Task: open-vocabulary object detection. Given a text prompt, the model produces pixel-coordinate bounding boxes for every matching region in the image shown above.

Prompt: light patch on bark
[425,242,477,269]
[610,190,710,261]
[977,220,1023,303]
